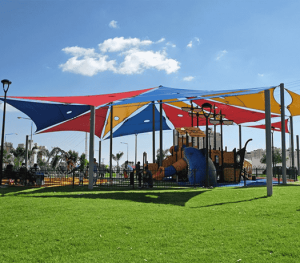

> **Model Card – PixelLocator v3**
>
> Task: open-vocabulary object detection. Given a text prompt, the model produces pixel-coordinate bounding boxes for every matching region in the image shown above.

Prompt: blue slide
[161,147,217,187]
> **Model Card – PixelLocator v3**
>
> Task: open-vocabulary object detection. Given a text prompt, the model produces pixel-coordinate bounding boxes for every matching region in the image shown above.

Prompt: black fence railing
[1,165,298,188]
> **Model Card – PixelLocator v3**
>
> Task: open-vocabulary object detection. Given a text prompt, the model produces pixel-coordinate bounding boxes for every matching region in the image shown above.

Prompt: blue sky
[1,0,300,165]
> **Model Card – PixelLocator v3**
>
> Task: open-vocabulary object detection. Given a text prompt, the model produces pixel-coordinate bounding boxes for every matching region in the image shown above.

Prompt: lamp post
[0,79,12,186]
[202,103,212,187]
[120,142,128,163]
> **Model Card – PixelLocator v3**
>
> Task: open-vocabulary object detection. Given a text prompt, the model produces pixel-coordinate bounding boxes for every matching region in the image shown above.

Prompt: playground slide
[153,147,217,187]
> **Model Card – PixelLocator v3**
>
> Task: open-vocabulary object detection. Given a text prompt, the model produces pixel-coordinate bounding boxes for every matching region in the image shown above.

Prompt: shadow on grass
[2,186,209,207]
[189,195,268,209]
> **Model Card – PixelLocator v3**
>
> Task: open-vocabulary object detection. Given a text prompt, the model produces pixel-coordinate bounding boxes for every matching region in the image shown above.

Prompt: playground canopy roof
[2,85,293,139]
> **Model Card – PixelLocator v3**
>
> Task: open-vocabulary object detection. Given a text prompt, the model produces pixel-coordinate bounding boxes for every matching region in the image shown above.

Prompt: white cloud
[187,37,200,48]
[183,76,194,81]
[166,42,176,48]
[156,38,165,43]
[215,50,228,61]
[187,41,193,48]
[62,46,96,57]
[98,37,152,53]
[109,20,118,28]
[60,37,180,76]
[118,49,180,75]
[60,55,116,76]
[258,73,264,77]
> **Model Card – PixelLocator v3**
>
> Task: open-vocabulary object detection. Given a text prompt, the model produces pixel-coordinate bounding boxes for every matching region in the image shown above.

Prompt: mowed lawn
[0,185,300,262]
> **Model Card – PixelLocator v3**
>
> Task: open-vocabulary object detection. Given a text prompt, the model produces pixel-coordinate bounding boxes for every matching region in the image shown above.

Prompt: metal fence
[1,166,298,188]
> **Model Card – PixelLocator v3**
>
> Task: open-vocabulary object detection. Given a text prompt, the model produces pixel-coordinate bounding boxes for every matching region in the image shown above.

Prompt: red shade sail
[247,119,289,133]
[39,107,109,137]
[193,99,279,124]
[8,87,154,107]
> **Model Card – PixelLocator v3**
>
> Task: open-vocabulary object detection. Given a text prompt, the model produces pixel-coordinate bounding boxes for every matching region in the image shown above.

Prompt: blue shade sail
[106,104,171,139]
[2,99,90,132]
[112,86,276,106]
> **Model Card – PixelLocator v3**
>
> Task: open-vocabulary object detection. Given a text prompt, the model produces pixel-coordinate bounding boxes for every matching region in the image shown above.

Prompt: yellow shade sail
[286,89,300,116]
[103,102,148,137]
[212,88,281,114]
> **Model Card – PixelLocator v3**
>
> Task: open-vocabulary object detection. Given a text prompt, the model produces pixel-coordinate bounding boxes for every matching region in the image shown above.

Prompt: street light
[202,102,212,187]
[0,79,12,185]
[120,142,128,163]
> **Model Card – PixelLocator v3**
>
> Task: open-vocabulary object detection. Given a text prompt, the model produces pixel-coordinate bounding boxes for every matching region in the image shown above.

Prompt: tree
[112,152,124,168]
[79,153,88,171]
[48,147,65,169]
[11,147,26,168]
[63,150,79,171]
[260,149,284,166]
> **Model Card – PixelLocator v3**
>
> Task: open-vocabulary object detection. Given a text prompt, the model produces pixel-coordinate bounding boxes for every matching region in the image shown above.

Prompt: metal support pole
[88,106,95,190]
[110,105,113,178]
[197,114,200,148]
[290,116,294,169]
[239,125,242,150]
[220,122,224,182]
[135,134,137,168]
[297,135,299,180]
[280,83,287,184]
[152,101,155,163]
[190,101,194,146]
[0,89,8,186]
[25,135,29,169]
[205,117,209,187]
[99,140,101,166]
[159,100,163,166]
[265,89,273,196]
[213,124,216,150]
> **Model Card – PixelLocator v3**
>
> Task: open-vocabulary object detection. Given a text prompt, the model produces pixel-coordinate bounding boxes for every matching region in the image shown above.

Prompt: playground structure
[148,127,252,186]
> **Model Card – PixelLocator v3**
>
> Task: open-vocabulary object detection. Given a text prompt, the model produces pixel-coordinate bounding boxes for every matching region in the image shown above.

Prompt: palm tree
[63,150,79,171]
[46,147,66,169]
[112,152,124,169]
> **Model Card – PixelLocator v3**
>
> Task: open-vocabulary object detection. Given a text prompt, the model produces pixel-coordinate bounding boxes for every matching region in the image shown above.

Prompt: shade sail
[8,87,154,107]
[212,87,281,114]
[112,86,277,106]
[39,107,109,137]
[1,98,90,132]
[193,99,279,124]
[286,89,300,116]
[103,102,148,137]
[3,85,287,140]
[163,103,208,127]
[246,119,289,133]
[105,104,170,138]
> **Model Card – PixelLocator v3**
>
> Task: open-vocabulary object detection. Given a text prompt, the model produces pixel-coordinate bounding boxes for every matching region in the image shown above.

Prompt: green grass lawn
[1,184,300,262]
